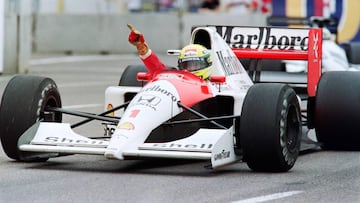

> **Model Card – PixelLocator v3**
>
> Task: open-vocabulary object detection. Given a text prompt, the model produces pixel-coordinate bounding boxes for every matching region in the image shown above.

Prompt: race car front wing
[19,122,237,169]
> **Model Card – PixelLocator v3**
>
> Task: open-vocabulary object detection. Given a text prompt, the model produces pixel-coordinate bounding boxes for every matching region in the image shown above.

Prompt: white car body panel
[20,122,237,168]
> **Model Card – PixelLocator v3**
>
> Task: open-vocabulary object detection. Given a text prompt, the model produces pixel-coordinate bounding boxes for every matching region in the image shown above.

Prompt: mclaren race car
[1,25,359,173]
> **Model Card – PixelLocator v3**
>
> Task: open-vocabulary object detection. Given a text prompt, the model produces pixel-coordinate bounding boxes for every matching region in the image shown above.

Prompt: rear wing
[194,25,322,97]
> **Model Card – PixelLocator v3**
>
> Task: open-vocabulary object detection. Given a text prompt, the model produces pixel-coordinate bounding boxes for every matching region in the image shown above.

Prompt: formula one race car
[1,25,359,173]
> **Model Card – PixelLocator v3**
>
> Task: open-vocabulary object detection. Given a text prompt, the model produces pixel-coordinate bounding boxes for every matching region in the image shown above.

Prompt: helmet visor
[178,58,210,72]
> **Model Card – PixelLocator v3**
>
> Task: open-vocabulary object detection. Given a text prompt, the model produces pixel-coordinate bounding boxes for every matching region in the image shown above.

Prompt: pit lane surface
[0,54,359,203]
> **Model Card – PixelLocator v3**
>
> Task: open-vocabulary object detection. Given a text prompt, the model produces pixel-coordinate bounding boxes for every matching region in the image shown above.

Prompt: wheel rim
[284,105,300,153]
[40,95,62,122]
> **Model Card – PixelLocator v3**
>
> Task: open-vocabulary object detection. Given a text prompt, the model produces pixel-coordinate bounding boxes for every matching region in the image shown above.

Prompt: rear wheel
[315,71,360,150]
[0,75,62,161]
[240,83,302,172]
[118,64,148,86]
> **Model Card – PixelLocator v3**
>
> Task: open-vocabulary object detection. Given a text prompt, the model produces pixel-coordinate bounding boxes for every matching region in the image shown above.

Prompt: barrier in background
[33,13,267,54]
[3,13,266,74]
[0,1,4,73]
[3,0,33,74]
[3,14,32,74]
[34,13,181,54]
[3,14,18,74]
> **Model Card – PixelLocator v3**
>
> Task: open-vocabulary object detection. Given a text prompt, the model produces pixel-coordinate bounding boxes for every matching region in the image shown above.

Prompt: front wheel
[0,75,62,161]
[240,83,302,172]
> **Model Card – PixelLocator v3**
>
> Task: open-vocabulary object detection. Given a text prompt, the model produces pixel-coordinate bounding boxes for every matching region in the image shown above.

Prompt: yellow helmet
[178,44,212,80]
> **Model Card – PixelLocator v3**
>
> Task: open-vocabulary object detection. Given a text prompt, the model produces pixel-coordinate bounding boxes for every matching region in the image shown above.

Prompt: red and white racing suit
[139,49,167,75]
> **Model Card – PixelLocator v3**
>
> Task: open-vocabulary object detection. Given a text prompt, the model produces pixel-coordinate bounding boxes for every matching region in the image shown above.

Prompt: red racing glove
[127,24,149,56]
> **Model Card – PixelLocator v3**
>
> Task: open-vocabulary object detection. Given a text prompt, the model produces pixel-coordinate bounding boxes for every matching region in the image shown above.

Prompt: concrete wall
[34,13,181,54]
[3,14,32,74]
[3,12,266,74]
[33,13,267,54]
[3,0,33,74]
[36,0,127,14]
[3,14,18,74]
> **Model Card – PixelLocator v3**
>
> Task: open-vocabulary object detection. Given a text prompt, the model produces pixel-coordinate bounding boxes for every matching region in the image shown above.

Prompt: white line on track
[231,191,303,203]
[63,104,102,109]
[58,81,113,88]
[29,54,137,66]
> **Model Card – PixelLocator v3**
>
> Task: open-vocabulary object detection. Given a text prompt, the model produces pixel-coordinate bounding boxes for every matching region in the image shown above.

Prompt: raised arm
[127,24,167,74]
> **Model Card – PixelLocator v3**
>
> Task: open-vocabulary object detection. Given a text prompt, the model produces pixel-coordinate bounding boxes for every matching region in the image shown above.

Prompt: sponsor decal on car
[214,150,231,161]
[216,51,243,75]
[150,143,213,150]
[140,85,177,102]
[42,136,107,145]
[214,26,309,51]
[129,109,140,118]
[312,32,320,60]
[103,123,116,136]
[118,122,135,130]
[106,103,114,117]
[133,94,161,111]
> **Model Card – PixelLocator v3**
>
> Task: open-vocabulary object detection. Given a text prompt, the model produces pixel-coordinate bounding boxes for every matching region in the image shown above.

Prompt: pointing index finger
[127,24,135,31]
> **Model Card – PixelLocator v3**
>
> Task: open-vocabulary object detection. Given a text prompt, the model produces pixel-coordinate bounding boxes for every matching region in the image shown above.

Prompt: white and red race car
[1,25,359,172]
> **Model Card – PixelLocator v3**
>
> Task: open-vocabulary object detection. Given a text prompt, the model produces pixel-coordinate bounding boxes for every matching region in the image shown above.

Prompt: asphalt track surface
[0,54,359,203]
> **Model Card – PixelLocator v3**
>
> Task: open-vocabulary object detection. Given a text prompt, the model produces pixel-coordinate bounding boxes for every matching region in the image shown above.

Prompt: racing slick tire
[118,64,147,87]
[0,75,62,161]
[315,71,360,150]
[240,83,302,172]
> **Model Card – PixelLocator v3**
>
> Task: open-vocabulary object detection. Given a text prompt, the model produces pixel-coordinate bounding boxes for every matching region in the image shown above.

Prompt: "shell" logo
[118,122,135,130]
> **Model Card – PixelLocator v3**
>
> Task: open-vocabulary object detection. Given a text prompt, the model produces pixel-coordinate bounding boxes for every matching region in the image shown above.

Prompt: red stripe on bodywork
[153,70,213,107]
[307,28,322,97]
[232,28,322,97]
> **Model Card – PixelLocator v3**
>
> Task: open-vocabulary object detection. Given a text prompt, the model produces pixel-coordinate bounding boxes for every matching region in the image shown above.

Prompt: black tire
[240,83,302,172]
[0,75,62,161]
[343,42,360,64]
[315,71,360,150]
[118,64,148,86]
